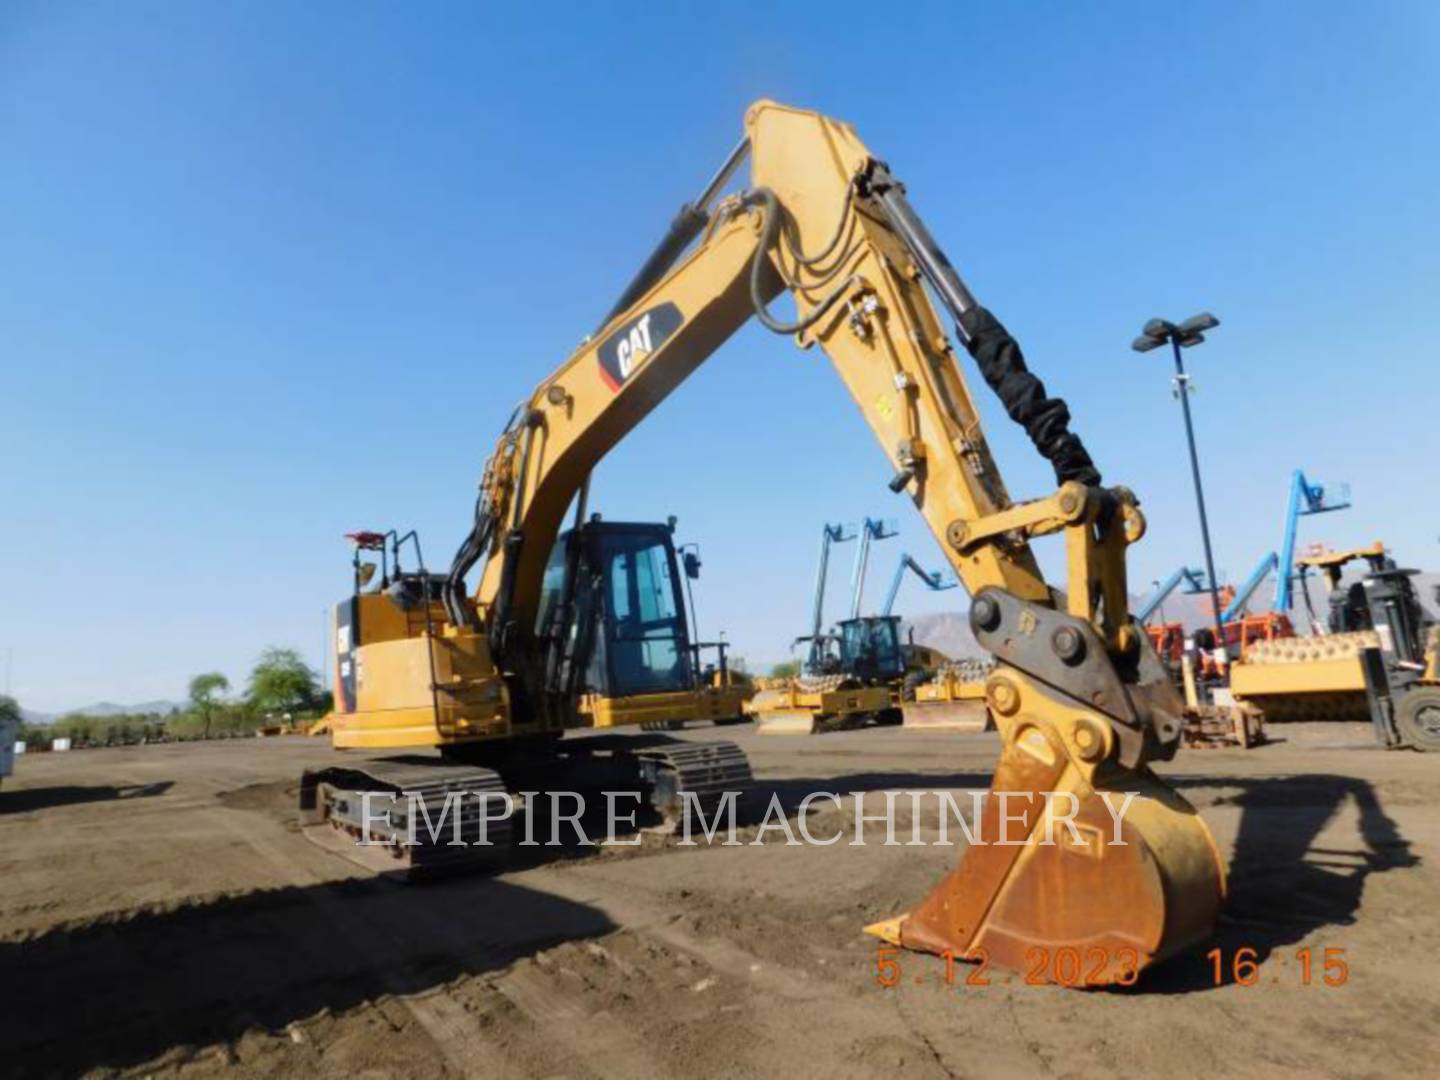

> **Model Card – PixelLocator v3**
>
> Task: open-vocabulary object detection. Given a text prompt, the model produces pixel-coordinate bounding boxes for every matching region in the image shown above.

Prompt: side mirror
[356,562,378,588]
[683,550,701,579]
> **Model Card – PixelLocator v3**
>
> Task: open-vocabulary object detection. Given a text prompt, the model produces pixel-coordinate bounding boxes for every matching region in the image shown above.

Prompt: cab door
[589,527,695,698]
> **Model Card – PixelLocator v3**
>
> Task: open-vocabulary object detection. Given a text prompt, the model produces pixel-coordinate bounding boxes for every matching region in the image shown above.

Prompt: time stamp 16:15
[874,945,1351,989]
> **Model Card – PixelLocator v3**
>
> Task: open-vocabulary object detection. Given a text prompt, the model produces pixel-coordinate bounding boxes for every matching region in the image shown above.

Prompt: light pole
[1132,312,1229,664]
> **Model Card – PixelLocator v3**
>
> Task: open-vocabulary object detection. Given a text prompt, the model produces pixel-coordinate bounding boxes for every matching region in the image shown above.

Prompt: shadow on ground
[1144,771,1417,992]
[0,875,613,1075]
[0,780,174,813]
[741,765,1417,996]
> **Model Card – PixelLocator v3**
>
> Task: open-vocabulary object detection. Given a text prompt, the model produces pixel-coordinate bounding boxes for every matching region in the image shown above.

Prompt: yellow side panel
[581,686,750,728]
[816,685,894,714]
[356,637,439,712]
[332,705,451,749]
[353,591,434,645]
[696,685,751,720]
[1230,658,1365,698]
[915,678,986,704]
[333,632,511,750]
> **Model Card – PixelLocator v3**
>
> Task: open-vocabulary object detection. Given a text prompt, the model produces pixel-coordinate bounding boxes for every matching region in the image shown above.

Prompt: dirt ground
[2,722,1437,1079]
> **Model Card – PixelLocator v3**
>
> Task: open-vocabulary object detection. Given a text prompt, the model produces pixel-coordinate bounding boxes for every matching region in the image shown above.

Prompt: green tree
[769,659,801,679]
[0,694,19,727]
[247,647,319,716]
[188,672,230,738]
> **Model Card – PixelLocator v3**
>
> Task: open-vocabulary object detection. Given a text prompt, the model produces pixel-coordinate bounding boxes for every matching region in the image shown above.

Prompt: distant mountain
[902,610,980,661]
[21,700,186,725]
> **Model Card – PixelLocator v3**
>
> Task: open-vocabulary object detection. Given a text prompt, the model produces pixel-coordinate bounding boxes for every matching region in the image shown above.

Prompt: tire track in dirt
[212,810,522,1077]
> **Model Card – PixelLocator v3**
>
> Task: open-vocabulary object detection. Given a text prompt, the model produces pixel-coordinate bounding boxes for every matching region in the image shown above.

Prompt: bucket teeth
[863,916,906,945]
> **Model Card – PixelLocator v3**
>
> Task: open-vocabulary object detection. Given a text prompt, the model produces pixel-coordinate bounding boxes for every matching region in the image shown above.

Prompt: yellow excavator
[301,100,1224,984]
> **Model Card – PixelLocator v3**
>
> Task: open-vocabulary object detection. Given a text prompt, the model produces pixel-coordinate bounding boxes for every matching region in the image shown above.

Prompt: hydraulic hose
[748,188,860,336]
[861,162,1101,488]
[444,489,494,630]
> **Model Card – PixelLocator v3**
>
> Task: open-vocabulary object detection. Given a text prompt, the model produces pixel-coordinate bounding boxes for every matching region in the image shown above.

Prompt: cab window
[596,531,692,695]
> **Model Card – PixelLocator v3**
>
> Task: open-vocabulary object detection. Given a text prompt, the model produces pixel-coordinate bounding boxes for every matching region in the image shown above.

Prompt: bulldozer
[1229,542,1440,749]
[749,518,921,734]
[903,656,995,732]
[301,100,1225,984]
[869,550,997,732]
[751,527,978,733]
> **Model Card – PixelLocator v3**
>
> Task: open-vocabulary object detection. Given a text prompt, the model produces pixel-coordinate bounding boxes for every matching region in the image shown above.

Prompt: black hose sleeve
[959,306,1101,487]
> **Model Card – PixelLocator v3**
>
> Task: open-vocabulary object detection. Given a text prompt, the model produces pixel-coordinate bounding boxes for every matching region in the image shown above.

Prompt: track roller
[299,758,512,879]
[630,739,753,828]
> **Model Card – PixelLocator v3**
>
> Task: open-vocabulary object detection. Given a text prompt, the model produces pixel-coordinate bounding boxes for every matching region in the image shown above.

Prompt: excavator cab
[535,518,747,729]
[538,519,695,702]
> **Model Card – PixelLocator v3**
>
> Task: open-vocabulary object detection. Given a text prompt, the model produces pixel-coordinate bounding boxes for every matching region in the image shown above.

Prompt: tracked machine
[748,629,907,735]
[752,525,972,733]
[904,656,995,731]
[302,520,752,874]
[751,518,916,734]
[302,101,1225,983]
[869,550,996,732]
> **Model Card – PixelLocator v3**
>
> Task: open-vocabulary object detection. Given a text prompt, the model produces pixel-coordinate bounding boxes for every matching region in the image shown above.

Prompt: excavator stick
[867,668,1226,985]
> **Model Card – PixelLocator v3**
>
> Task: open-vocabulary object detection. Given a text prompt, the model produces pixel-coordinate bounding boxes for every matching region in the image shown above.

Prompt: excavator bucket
[867,703,1225,986]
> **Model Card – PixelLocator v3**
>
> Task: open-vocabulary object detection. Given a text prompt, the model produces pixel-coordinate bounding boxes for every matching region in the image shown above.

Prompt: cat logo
[597,302,683,391]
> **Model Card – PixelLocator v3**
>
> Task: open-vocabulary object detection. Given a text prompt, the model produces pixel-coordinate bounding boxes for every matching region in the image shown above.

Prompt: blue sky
[3,2,1437,712]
